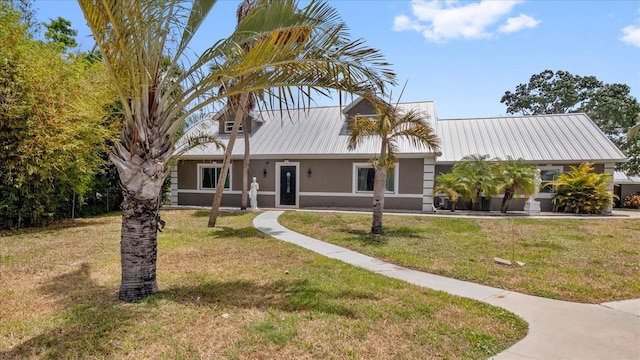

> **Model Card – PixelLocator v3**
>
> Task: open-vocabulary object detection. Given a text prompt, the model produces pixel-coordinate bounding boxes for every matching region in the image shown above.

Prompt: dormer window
[224,119,243,134]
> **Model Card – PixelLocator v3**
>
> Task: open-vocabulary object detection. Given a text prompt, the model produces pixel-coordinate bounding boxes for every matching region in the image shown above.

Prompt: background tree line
[0,0,121,229]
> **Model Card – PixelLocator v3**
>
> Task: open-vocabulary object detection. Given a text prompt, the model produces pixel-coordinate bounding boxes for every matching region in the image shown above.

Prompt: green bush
[549,163,616,214]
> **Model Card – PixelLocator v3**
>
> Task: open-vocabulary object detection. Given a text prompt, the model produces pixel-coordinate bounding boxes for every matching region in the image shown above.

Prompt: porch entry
[276,163,298,207]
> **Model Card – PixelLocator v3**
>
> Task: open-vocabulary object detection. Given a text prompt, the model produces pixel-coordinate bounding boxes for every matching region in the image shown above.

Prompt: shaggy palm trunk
[241,117,250,210]
[501,186,514,213]
[371,167,387,234]
[118,191,159,301]
[209,92,250,227]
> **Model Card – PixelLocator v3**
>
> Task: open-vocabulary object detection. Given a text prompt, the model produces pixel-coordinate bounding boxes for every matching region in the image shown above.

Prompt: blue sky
[34,0,640,119]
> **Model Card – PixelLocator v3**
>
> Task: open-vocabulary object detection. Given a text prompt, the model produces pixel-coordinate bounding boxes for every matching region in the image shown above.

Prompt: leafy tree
[433,173,465,212]
[494,158,537,213]
[0,3,117,228]
[548,163,615,214]
[44,17,77,51]
[451,154,498,211]
[349,100,439,233]
[501,70,640,173]
[79,0,395,301]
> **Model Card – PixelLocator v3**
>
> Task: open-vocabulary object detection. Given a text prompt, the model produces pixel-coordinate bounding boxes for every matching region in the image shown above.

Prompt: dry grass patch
[279,211,640,303]
[0,209,526,359]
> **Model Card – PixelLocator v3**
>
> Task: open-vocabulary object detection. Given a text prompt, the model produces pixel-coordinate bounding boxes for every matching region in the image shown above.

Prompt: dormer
[214,107,261,135]
[342,97,378,130]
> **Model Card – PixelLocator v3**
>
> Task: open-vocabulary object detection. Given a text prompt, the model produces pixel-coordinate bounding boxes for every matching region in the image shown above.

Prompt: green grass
[279,211,640,303]
[0,210,527,359]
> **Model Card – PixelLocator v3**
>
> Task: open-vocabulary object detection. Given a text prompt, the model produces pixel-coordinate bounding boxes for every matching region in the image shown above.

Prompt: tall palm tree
[78,0,395,301]
[348,100,439,234]
[495,158,537,213]
[433,173,466,212]
[452,154,498,211]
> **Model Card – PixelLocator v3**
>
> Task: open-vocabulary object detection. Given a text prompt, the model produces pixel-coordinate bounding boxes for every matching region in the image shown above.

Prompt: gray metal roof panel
[436,114,626,163]
[178,101,438,159]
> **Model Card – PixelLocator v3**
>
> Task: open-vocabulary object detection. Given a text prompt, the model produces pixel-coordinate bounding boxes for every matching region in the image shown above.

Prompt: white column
[604,163,615,214]
[170,166,178,206]
[422,157,436,212]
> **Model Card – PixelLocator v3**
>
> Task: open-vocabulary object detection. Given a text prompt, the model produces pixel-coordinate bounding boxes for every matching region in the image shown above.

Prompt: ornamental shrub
[623,193,640,209]
[549,163,616,214]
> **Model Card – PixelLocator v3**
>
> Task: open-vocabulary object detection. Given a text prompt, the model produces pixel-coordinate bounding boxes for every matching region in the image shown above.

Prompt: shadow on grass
[208,226,263,239]
[0,217,115,238]
[160,278,367,318]
[191,210,255,218]
[1,263,135,359]
[2,265,371,358]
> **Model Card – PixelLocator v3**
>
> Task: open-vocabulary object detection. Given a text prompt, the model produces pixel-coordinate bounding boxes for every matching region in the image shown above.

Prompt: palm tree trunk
[208,92,250,227]
[501,186,514,213]
[371,167,387,234]
[118,191,159,301]
[241,117,250,210]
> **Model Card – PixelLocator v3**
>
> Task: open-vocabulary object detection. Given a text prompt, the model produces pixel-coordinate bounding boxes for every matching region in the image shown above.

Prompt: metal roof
[177,103,626,164]
[614,171,640,184]
[436,114,626,163]
[178,101,438,159]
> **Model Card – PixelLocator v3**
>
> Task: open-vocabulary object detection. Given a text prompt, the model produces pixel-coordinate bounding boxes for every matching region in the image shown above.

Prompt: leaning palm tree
[495,158,537,213]
[79,0,395,301]
[348,100,439,234]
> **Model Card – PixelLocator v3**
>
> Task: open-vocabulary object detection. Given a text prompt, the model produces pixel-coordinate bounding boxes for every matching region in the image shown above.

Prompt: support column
[604,163,615,214]
[170,166,178,206]
[422,157,436,212]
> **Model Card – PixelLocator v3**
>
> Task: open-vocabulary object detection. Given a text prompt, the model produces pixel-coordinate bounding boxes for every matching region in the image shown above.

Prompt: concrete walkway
[254,211,640,360]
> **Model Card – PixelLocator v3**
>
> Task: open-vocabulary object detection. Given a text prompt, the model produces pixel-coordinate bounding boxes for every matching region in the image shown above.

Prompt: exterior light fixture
[307,168,312,177]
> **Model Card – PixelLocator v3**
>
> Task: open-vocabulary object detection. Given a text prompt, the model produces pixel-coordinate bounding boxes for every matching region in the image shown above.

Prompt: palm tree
[79,0,395,301]
[495,158,537,213]
[206,0,396,227]
[628,116,640,140]
[452,154,497,211]
[348,100,439,234]
[433,173,465,212]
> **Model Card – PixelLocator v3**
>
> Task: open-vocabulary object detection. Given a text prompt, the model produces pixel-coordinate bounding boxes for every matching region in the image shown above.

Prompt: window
[224,119,242,133]
[539,166,563,193]
[353,163,397,193]
[198,164,231,190]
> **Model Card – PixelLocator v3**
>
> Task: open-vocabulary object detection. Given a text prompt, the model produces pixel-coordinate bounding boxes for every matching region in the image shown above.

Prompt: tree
[549,163,615,214]
[495,158,537,213]
[44,17,77,51]
[451,154,497,211]
[206,0,396,227]
[433,173,465,212]
[79,0,395,301]
[0,2,117,228]
[349,100,439,234]
[501,69,640,174]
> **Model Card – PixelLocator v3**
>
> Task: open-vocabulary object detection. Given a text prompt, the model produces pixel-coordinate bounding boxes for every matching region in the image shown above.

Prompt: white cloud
[393,0,538,42]
[499,14,541,33]
[620,24,640,48]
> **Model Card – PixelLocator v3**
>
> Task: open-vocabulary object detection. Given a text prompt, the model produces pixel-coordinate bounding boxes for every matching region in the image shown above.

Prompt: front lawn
[0,210,526,359]
[279,211,640,303]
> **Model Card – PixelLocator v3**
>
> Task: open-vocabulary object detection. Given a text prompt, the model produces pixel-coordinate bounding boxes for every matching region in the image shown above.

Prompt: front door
[279,165,297,206]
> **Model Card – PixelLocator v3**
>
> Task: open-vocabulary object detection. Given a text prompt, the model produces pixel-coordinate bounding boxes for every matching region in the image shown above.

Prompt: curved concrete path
[254,211,640,360]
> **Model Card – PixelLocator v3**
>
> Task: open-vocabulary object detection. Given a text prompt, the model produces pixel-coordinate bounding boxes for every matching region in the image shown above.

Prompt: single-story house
[171,98,627,212]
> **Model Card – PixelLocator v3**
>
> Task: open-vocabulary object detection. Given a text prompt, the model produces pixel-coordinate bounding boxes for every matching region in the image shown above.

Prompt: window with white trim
[539,166,563,193]
[224,119,242,133]
[198,164,231,190]
[353,163,397,193]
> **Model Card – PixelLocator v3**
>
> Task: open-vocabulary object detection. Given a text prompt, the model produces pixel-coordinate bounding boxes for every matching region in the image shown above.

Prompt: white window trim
[352,162,399,194]
[224,119,243,133]
[537,165,564,198]
[197,163,232,190]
